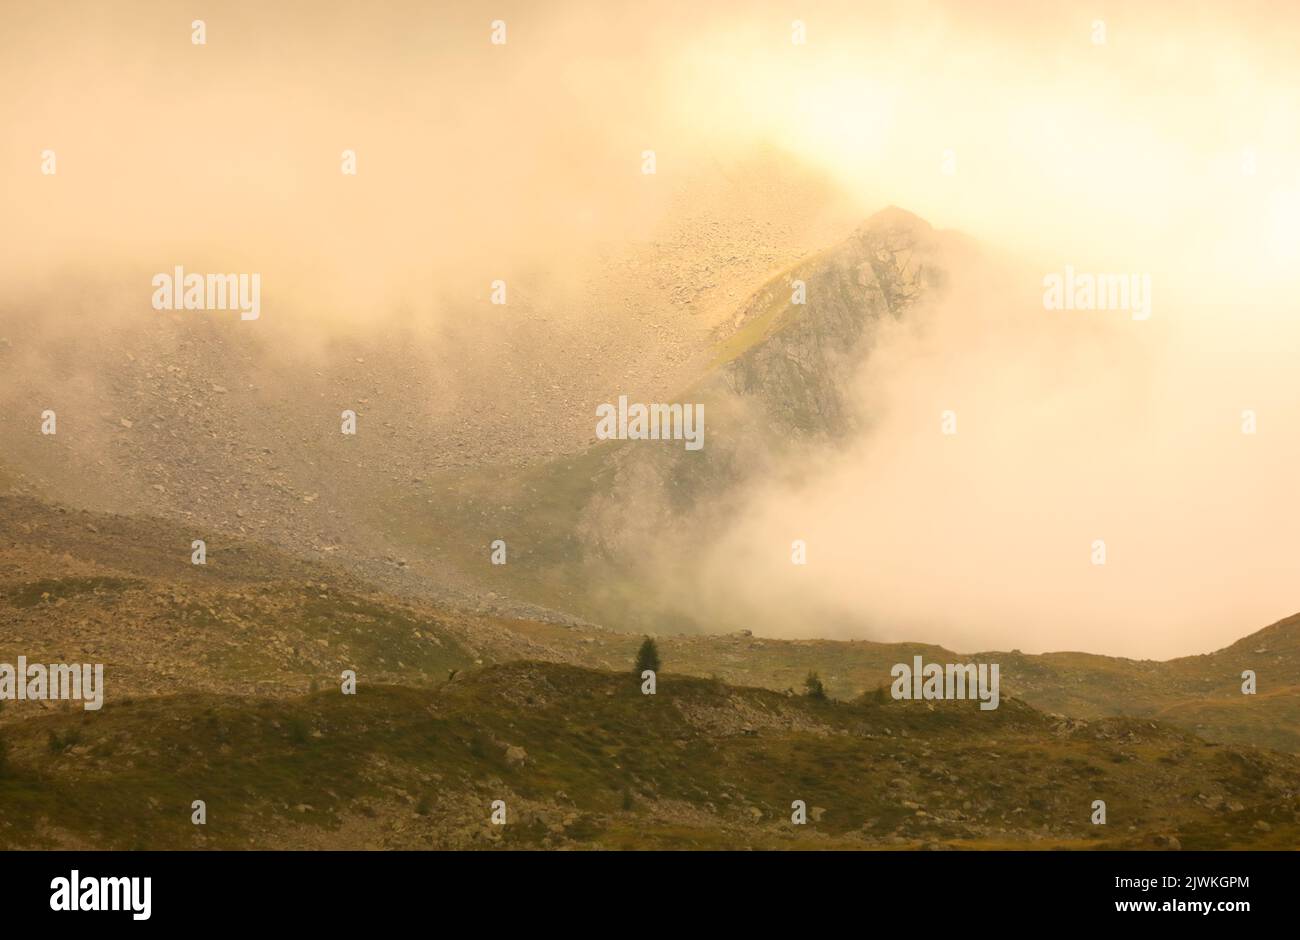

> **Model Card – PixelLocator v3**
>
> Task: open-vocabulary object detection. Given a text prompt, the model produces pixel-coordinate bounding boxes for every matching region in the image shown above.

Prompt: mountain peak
[857,205,935,239]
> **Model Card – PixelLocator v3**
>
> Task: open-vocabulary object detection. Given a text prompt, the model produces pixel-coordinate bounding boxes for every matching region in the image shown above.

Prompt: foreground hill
[2,495,1297,759]
[2,661,1296,850]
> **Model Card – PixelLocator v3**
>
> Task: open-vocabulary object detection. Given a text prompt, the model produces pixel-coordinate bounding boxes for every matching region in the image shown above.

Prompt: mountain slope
[4,495,1297,756]
[363,209,972,631]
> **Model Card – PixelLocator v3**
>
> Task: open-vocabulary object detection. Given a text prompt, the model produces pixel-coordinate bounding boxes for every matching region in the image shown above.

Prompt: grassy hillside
[4,495,1298,756]
[2,661,1296,850]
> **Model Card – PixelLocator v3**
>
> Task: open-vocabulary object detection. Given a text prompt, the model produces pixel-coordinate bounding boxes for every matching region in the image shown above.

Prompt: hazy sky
[7,1,1295,301]
[3,0,1298,657]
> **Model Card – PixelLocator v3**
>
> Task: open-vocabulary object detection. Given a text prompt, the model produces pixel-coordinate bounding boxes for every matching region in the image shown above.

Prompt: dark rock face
[718,206,947,440]
[567,209,960,628]
[583,208,953,516]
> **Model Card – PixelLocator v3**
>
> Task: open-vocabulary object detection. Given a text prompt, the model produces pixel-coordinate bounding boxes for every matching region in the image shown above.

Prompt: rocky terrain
[338,208,981,632]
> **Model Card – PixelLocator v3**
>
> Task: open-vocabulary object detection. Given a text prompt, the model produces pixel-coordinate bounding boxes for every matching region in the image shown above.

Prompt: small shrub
[46,729,83,755]
[286,718,310,746]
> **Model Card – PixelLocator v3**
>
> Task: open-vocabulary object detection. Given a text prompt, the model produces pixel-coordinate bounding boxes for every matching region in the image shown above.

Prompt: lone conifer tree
[804,670,827,701]
[635,636,661,675]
